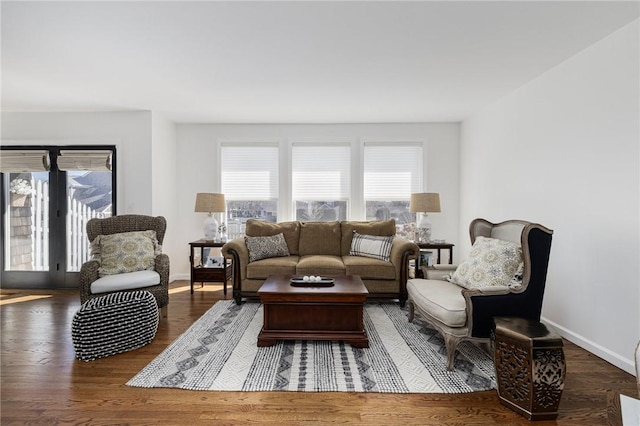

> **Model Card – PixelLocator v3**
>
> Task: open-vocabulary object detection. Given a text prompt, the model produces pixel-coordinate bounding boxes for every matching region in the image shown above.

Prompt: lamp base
[417,214,433,243]
[203,213,219,241]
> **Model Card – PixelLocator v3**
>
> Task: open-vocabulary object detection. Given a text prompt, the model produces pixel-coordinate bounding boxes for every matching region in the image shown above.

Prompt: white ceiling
[2,1,638,123]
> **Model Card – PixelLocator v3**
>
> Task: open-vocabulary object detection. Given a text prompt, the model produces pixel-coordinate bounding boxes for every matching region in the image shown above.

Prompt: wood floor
[1,281,636,425]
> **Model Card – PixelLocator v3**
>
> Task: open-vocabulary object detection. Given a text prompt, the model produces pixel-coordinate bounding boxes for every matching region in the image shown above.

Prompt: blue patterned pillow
[245,233,290,263]
[349,231,393,262]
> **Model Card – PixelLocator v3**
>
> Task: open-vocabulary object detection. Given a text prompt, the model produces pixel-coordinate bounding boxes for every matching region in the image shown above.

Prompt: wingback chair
[79,215,170,317]
[407,218,553,370]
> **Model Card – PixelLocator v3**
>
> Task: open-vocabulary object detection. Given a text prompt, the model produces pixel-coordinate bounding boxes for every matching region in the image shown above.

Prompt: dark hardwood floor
[1,281,636,425]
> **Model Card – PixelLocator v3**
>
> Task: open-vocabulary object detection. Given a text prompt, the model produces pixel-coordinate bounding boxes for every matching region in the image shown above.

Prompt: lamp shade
[410,193,441,213]
[194,193,226,213]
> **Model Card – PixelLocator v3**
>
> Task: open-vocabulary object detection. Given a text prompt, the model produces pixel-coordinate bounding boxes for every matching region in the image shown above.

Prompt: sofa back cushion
[340,220,396,256]
[245,220,301,255]
[298,221,341,256]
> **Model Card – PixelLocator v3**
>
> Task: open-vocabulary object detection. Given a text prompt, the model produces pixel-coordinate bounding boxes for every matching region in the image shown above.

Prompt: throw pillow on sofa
[91,230,160,277]
[349,231,394,262]
[245,233,290,263]
[449,236,523,289]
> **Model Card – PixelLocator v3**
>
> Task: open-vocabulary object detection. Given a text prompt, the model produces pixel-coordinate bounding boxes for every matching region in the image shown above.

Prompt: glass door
[1,146,116,289]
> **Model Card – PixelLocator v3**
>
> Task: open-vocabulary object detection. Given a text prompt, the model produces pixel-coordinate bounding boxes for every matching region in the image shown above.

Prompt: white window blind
[0,150,50,172]
[292,145,351,200]
[221,145,279,200]
[364,144,422,200]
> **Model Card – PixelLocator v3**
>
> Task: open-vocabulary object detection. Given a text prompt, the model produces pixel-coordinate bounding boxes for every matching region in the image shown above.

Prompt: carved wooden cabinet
[492,317,565,421]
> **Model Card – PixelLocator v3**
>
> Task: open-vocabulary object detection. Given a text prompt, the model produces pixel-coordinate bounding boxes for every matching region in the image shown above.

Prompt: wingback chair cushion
[91,270,161,294]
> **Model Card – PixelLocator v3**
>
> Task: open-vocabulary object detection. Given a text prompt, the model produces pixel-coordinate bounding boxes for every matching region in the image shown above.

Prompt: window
[221,144,279,238]
[1,146,116,288]
[292,144,350,222]
[364,143,422,239]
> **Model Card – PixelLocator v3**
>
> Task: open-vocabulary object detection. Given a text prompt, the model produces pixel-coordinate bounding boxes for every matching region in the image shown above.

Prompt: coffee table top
[258,275,368,297]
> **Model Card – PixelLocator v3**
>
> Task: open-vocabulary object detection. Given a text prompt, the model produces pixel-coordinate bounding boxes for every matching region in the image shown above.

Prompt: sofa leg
[160,305,168,318]
[233,293,242,305]
[408,301,415,323]
[399,297,407,307]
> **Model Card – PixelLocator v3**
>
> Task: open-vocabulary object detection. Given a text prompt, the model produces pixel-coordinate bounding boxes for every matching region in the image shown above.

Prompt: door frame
[0,145,117,289]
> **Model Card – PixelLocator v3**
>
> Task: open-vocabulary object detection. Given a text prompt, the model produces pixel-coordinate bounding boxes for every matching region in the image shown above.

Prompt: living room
[1,1,638,423]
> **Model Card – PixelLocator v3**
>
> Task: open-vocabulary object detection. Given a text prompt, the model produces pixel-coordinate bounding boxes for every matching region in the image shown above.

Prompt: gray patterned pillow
[450,236,523,289]
[245,233,290,263]
[349,231,394,262]
[91,230,161,277]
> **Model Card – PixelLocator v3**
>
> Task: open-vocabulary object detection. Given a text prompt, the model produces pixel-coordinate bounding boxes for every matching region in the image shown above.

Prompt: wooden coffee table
[257,275,369,348]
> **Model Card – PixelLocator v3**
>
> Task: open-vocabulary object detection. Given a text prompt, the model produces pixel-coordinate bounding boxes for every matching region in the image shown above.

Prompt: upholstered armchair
[407,218,553,370]
[79,215,170,317]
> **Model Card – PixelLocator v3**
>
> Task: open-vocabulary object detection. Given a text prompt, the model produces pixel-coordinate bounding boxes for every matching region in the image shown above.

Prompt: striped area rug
[127,300,496,393]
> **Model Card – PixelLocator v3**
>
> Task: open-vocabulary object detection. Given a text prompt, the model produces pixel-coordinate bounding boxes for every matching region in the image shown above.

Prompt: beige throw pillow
[349,231,394,262]
[450,236,523,289]
[91,230,160,277]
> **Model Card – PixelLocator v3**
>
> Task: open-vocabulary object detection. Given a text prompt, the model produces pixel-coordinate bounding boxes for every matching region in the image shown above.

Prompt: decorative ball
[303,276,310,282]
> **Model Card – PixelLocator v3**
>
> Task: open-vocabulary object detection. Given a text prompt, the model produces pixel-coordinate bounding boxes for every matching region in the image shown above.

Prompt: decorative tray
[290,276,335,287]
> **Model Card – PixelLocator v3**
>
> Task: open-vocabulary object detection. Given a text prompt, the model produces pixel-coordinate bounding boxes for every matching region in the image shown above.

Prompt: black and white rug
[127,301,496,393]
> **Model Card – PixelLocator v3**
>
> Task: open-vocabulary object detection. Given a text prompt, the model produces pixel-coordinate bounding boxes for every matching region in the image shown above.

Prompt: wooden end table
[257,275,369,348]
[415,242,454,278]
[189,240,232,295]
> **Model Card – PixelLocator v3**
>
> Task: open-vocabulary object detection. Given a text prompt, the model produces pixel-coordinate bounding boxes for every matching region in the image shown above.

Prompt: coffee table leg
[257,334,277,347]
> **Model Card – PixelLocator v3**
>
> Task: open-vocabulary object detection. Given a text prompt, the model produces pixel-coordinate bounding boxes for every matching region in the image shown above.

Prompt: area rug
[127,301,496,393]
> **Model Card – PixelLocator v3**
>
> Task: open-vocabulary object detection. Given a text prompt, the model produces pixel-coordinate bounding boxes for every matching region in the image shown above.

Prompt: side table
[415,242,454,278]
[189,240,232,295]
[492,317,565,421]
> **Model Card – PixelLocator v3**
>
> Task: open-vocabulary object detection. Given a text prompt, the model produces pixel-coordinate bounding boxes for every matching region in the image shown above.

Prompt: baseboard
[170,273,189,282]
[542,316,635,375]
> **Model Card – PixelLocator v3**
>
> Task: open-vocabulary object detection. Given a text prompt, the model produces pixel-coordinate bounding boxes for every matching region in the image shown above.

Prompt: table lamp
[410,193,441,243]
[194,193,226,241]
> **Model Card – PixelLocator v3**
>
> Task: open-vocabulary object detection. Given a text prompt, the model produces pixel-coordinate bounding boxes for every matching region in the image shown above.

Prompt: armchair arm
[79,260,100,303]
[462,286,532,338]
[155,253,170,285]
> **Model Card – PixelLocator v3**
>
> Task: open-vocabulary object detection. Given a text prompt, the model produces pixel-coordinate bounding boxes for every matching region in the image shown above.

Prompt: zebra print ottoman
[72,290,159,362]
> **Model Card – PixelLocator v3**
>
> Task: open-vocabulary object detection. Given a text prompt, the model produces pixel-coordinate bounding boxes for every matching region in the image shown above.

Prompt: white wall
[151,112,179,280]
[461,20,639,374]
[174,123,460,277]
[1,111,154,214]
[1,110,182,283]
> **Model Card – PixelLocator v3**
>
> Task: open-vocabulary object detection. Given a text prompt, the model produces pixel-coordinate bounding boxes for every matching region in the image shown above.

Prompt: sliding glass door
[0,146,116,289]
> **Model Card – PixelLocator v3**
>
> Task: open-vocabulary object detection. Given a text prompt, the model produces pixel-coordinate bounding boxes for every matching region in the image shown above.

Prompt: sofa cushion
[91,270,161,294]
[246,255,299,280]
[407,279,467,328]
[245,233,290,262]
[91,230,160,277]
[343,255,396,280]
[349,231,394,262]
[245,220,301,255]
[298,221,341,256]
[340,220,396,256]
[450,236,523,289]
[296,255,346,276]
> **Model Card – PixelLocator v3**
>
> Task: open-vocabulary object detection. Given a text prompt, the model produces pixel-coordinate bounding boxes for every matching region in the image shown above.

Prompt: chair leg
[160,305,168,318]
[444,335,462,371]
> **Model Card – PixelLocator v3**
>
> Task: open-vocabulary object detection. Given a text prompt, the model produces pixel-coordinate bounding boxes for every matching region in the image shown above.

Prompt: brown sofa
[221,219,419,305]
